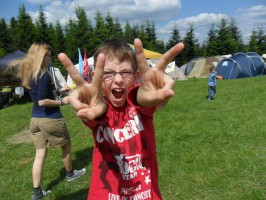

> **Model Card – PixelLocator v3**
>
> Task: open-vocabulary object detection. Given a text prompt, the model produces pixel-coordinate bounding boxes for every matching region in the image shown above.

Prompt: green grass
[1,76,266,200]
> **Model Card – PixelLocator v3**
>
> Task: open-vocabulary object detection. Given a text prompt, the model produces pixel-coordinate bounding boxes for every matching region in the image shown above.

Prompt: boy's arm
[134,38,184,108]
[58,53,107,121]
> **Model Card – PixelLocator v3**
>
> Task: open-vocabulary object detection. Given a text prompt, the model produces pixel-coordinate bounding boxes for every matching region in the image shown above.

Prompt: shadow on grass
[54,188,89,200]
[46,146,93,194]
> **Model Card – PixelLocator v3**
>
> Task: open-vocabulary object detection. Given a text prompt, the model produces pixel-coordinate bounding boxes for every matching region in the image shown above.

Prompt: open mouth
[112,89,124,99]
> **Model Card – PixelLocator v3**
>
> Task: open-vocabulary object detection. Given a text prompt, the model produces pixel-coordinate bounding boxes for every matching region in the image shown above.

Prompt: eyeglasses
[103,71,134,81]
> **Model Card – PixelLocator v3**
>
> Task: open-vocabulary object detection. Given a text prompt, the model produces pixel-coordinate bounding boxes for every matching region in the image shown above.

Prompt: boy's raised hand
[58,53,107,120]
[134,38,184,108]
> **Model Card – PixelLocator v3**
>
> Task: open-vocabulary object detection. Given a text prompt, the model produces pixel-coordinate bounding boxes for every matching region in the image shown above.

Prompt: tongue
[113,90,123,99]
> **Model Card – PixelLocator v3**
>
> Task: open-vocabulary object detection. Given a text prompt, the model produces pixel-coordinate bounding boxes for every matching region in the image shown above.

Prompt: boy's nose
[113,73,123,81]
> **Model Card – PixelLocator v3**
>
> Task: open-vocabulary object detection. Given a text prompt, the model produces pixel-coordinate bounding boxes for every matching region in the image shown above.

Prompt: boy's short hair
[209,67,215,72]
[93,38,138,72]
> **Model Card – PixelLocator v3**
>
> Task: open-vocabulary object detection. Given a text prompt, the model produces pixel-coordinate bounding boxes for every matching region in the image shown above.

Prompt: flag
[83,49,91,83]
[78,48,84,74]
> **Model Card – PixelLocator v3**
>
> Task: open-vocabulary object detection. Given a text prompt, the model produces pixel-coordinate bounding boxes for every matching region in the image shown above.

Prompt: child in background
[58,38,184,200]
[208,66,217,100]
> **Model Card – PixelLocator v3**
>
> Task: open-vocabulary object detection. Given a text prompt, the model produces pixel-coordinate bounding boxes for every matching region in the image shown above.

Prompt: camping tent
[216,52,265,79]
[181,58,203,76]
[262,54,266,62]
[0,50,25,70]
[216,58,242,79]
[128,44,162,59]
[165,61,187,81]
[187,57,220,78]
[0,50,26,85]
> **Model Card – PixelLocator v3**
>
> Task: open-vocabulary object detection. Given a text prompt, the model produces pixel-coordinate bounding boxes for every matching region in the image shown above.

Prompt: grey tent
[0,50,25,70]
[0,50,26,83]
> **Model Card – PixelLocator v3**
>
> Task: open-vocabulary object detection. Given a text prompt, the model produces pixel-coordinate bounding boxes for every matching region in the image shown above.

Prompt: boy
[58,38,184,199]
[208,67,217,100]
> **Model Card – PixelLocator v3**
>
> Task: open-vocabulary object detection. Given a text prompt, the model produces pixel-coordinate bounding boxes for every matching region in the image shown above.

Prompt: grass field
[0,76,265,200]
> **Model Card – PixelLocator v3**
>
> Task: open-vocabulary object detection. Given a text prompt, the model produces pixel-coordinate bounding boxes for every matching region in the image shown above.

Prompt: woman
[11,43,86,200]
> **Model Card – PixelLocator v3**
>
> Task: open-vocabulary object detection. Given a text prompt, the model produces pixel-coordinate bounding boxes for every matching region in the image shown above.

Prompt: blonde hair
[9,43,51,89]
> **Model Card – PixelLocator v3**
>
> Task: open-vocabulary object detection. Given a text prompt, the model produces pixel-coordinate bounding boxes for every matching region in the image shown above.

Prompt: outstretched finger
[91,53,105,88]
[156,42,184,71]
[58,53,85,87]
[134,38,150,75]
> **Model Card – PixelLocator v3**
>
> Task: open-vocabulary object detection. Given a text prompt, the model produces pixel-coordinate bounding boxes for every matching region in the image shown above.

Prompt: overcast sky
[0,0,265,44]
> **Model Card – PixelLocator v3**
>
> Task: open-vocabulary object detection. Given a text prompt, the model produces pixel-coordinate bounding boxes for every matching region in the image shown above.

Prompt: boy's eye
[103,71,134,81]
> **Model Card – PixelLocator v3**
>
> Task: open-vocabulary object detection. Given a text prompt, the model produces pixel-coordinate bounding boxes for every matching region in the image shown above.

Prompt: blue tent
[216,58,242,79]
[0,50,25,70]
[0,50,25,84]
[216,52,265,79]
[246,52,265,75]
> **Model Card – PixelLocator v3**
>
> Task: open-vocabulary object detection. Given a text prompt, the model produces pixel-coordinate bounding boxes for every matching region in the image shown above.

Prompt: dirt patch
[7,130,32,145]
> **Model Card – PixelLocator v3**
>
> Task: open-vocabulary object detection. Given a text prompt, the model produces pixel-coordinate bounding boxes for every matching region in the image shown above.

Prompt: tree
[9,17,18,52]
[182,24,199,64]
[124,21,133,43]
[93,10,109,49]
[145,20,157,50]
[138,24,149,48]
[105,12,115,37]
[228,18,245,52]
[52,20,66,73]
[255,26,266,54]
[204,24,219,56]
[248,29,259,53]
[13,4,35,51]
[166,24,182,66]
[0,18,13,54]
[215,17,239,55]
[35,5,50,43]
[65,6,94,63]
[248,26,266,55]
[65,18,78,63]
[113,17,124,39]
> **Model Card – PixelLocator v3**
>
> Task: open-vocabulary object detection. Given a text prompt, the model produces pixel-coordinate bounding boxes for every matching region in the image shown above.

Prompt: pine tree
[145,20,157,50]
[228,18,245,52]
[216,18,236,55]
[35,5,50,43]
[0,18,13,54]
[75,6,94,56]
[255,26,266,54]
[113,17,124,39]
[65,18,78,63]
[14,5,35,51]
[166,24,182,66]
[182,24,199,63]
[94,10,109,48]
[53,20,66,73]
[105,12,115,37]
[205,24,219,56]
[124,21,133,43]
[9,17,18,52]
[248,26,266,54]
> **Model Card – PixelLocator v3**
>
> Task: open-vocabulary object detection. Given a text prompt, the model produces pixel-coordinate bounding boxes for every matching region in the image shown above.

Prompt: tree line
[0,5,265,75]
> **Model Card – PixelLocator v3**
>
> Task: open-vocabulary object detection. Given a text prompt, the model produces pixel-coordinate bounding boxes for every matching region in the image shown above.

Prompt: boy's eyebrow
[103,69,134,72]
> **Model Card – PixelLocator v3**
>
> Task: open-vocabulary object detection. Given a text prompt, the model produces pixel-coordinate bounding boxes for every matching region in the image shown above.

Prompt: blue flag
[78,48,84,74]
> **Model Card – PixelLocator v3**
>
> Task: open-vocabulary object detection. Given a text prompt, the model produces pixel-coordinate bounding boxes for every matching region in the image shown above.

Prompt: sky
[0,0,265,44]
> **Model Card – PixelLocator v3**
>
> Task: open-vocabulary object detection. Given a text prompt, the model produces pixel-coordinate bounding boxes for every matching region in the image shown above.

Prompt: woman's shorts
[30,117,70,149]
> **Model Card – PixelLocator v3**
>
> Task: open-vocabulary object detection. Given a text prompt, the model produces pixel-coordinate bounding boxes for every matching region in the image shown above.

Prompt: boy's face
[101,57,138,107]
